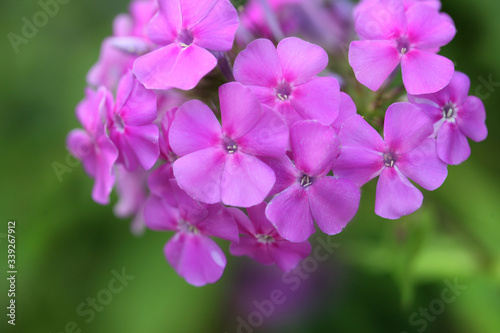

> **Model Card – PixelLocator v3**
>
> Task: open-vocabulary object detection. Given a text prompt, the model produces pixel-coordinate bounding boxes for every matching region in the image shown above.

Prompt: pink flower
[66,87,118,204]
[331,92,357,134]
[349,0,455,94]
[333,103,448,219]
[106,71,159,171]
[233,37,341,127]
[169,82,289,207]
[408,71,488,165]
[133,0,239,90]
[229,204,311,272]
[265,120,360,243]
[144,175,238,286]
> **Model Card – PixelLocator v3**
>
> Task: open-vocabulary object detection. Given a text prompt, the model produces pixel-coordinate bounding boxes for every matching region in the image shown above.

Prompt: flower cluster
[68,0,487,286]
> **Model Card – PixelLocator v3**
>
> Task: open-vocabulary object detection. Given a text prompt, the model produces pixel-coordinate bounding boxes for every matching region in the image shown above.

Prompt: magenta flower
[408,71,488,165]
[229,204,311,272]
[133,0,239,90]
[233,37,341,127]
[106,71,159,171]
[169,82,289,207]
[265,120,360,243]
[66,87,118,205]
[144,177,238,286]
[333,103,448,219]
[349,0,455,94]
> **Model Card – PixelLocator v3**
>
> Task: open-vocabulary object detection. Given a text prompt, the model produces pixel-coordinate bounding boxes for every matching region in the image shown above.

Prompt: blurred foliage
[0,0,499,332]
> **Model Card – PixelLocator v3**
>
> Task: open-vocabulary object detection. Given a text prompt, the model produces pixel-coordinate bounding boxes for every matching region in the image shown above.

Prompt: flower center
[299,174,313,187]
[275,81,292,101]
[442,103,457,120]
[396,37,410,55]
[178,220,199,234]
[178,29,193,48]
[256,234,275,244]
[383,152,397,168]
[223,136,238,154]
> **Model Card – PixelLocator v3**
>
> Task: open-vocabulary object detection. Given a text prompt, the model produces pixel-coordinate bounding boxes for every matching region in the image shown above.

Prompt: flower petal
[196,204,239,242]
[220,82,263,139]
[233,38,282,88]
[349,40,401,92]
[230,237,274,265]
[259,155,299,196]
[133,43,217,90]
[143,195,178,231]
[173,147,226,204]
[337,114,385,152]
[190,0,239,51]
[333,146,384,187]
[332,92,357,133]
[116,72,157,126]
[169,99,222,156]
[266,184,315,243]
[308,177,360,235]
[270,240,312,272]
[436,121,471,165]
[228,207,256,236]
[92,136,119,205]
[354,0,406,40]
[165,233,226,286]
[277,37,328,85]
[123,124,160,170]
[148,0,181,45]
[237,106,288,158]
[406,3,456,50]
[291,76,341,125]
[397,138,447,190]
[247,202,276,235]
[401,49,454,95]
[384,102,434,154]
[375,167,423,219]
[290,120,341,177]
[221,153,275,207]
[457,96,487,142]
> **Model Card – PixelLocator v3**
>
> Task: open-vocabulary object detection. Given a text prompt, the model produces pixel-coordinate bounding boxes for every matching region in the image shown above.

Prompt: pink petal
[228,207,256,236]
[220,82,263,139]
[247,85,277,107]
[230,237,274,265]
[259,155,299,195]
[233,38,282,88]
[277,37,328,85]
[406,4,455,50]
[384,102,434,154]
[147,0,181,45]
[237,106,289,158]
[270,240,312,272]
[337,114,385,152]
[143,195,178,231]
[173,147,226,204]
[133,43,217,90]
[92,136,119,205]
[190,0,239,51]
[397,138,447,190]
[147,163,176,204]
[67,129,95,175]
[349,40,401,92]
[221,153,275,207]
[436,121,471,165]
[375,167,423,219]
[291,120,341,177]
[196,204,239,242]
[165,233,226,286]
[457,96,488,142]
[354,0,406,40]
[332,92,357,133]
[169,99,222,156]
[266,184,315,243]
[333,147,384,187]
[276,102,305,128]
[126,124,160,170]
[401,49,454,95]
[308,177,360,235]
[291,77,341,125]
[76,87,112,136]
[115,72,157,126]
[169,180,210,224]
[448,72,471,106]
[247,202,276,235]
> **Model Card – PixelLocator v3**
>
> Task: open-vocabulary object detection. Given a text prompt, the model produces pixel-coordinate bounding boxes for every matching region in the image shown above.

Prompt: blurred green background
[0,0,499,332]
